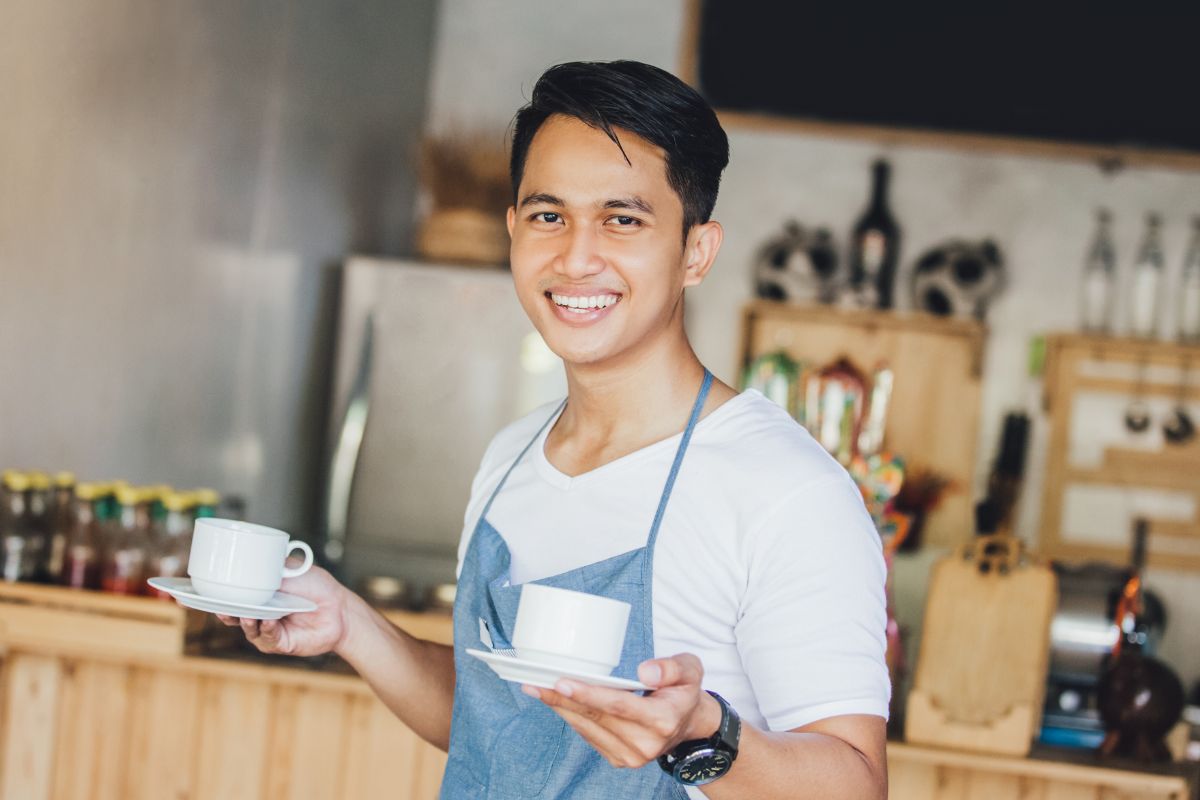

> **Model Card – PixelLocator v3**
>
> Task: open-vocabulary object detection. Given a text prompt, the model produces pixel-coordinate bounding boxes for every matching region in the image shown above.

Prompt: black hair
[509,60,730,240]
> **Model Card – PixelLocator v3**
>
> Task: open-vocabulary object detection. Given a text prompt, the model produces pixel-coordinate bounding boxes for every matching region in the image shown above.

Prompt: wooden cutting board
[905,534,1058,756]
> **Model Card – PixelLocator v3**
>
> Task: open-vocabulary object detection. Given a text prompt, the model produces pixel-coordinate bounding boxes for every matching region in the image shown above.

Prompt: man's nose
[555,224,605,278]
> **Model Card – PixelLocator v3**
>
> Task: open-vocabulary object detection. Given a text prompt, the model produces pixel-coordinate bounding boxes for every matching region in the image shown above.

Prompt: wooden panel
[965,772,1025,800]
[739,301,985,548]
[263,686,352,800]
[193,676,273,800]
[342,695,425,799]
[0,654,62,800]
[123,668,203,800]
[1045,784,1101,800]
[51,660,133,800]
[888,758,939,800]
[413,741,448,800]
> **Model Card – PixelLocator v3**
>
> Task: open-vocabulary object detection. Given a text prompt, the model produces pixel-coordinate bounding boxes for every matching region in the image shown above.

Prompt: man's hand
[522,653,722,769]
[215,565,353,658]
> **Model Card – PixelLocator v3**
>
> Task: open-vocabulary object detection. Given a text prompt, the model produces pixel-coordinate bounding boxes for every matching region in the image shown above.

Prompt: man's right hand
[216,564,351,658]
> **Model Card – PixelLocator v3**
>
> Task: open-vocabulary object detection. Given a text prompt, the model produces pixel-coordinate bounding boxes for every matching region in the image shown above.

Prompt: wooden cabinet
[889,743,1192,800]
[0,587,1190,799]
[738,301,986,548]
[0,649,448,800]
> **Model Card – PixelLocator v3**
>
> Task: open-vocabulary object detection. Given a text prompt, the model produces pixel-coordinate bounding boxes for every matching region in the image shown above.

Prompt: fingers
[639,653,702,689]
[215,614,239,627]
[551,705,655,768]
[529,687,675,768]
[232,617,285,653]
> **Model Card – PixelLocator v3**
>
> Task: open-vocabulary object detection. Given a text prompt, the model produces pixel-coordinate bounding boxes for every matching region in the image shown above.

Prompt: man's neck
[544,320,714,476]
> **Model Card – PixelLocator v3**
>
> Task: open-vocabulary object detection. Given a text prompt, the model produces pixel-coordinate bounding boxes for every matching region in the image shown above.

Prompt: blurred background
[2,2,1200,799]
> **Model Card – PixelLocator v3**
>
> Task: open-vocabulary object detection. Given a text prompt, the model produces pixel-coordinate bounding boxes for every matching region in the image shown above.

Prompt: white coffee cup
[187,518,314,605]
[512,584,631,675]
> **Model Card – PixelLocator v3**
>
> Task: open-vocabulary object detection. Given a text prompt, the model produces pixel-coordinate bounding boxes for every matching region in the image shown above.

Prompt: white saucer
[466,648,650,692]
[147,577,318,620]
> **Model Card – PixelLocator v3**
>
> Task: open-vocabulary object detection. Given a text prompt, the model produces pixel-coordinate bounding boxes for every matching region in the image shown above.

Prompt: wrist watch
[658,691,741,786]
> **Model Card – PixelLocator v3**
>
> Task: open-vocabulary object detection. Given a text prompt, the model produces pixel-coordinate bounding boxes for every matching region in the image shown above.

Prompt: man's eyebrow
[518,192,564,208]
[602,196,655,215]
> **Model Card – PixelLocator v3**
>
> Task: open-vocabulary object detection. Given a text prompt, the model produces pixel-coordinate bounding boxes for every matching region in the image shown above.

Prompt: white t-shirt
[457,389,891,741]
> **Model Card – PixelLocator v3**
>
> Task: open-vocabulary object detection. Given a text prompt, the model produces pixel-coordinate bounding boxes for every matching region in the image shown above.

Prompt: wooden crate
[738,301,986,548]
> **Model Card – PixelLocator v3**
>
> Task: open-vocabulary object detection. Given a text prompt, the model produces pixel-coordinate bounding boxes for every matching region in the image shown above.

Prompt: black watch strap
[658,691,741,778]
[709,690,741,757]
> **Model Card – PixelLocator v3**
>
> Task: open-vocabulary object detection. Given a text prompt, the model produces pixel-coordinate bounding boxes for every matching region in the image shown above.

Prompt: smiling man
[221,60,890,798]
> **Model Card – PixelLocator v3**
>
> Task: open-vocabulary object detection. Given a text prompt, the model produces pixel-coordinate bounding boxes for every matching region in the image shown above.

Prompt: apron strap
[645,369,712,551]
[477,398,566,523]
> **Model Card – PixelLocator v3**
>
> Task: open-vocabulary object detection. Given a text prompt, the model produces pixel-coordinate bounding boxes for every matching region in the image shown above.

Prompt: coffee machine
[1040,561,1165,748]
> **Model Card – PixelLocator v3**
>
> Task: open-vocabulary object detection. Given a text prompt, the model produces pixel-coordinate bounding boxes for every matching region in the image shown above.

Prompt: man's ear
[506,206,516,238]
[682,220,723,288]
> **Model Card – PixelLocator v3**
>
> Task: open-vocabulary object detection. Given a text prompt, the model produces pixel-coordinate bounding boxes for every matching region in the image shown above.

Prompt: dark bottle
[100,485,151,596]
[61,483,104,590]
[1,472,39,582]
[848,160,902,309]
[47,471,76,582]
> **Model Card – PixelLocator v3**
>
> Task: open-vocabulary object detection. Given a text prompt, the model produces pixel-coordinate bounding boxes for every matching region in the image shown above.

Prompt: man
[221,60,890,798]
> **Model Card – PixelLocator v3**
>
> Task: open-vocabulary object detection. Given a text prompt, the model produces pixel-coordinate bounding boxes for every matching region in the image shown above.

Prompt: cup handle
[282,541,314,578]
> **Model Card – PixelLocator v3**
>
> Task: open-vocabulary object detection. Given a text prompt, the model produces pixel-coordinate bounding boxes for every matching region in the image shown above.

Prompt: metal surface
[324,258,566,594]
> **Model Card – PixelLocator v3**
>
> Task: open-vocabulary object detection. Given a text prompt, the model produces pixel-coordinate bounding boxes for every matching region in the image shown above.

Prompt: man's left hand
[522,653,721,769]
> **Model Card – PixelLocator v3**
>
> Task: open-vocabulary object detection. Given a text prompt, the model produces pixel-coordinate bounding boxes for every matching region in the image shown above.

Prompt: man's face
[507,115,700,368]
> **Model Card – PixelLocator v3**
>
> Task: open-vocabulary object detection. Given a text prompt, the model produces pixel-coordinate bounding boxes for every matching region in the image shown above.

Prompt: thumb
[638,653,703,688]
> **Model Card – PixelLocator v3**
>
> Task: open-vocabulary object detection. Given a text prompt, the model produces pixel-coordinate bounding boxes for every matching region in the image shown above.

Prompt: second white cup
[512,584,631,675]
[187,518,313,605]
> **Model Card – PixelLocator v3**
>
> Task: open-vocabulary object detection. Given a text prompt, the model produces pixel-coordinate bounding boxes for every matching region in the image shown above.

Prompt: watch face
[675,748,733,786]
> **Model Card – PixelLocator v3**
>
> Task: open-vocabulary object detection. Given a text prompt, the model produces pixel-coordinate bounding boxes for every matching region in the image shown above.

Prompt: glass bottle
[61,483,104,590]
[1179,216,1200,343]
[47,471,76,583]
[848,160,902,309]
[100,486,151,595]
[1129,213,1165,339]
[146,491,195,600]
[24,471,53,582]
[192,488,220,519]
[1080,209,1117,333]
[1,472,38,582]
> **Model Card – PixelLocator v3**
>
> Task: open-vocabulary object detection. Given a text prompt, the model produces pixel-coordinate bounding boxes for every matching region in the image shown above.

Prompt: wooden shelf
[738,301,986,549]
[1038,333,1200,570]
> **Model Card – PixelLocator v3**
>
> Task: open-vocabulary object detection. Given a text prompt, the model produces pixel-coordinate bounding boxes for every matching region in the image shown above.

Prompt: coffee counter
[0,585,1192,800]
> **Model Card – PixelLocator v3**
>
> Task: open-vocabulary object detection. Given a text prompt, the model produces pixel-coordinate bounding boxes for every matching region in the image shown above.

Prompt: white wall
[424,0,1200,685]
[0,0,437,537]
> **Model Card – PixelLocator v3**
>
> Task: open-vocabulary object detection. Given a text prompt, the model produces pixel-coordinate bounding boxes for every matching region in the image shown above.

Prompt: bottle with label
[100,486,151,595]
[1080,209,1117,333]
[1129,213,1165,339]
[146,491,195,600]
[47,472,76,583]
[848,160,902,309]
[61,483,104,590]
[1,472,41,582]
[24,471,53,583]
[1178,217,1200,342]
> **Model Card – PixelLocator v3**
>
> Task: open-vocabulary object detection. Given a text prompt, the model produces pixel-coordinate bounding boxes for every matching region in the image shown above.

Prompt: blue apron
[440,370,713,799]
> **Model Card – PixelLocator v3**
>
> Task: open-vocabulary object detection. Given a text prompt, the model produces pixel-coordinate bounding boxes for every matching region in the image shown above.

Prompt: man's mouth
[546,292,622,314]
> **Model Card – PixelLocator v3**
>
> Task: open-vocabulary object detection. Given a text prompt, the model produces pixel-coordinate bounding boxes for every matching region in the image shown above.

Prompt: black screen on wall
[696,4,1200,153]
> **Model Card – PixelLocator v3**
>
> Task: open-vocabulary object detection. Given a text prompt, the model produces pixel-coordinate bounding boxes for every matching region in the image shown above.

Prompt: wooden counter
[0,585,1191,799]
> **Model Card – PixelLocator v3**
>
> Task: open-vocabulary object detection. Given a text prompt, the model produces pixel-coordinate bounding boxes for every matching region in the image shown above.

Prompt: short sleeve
[735,473,891,731]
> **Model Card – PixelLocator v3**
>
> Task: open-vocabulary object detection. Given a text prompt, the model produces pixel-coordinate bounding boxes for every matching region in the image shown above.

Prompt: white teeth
[550,293,620,310]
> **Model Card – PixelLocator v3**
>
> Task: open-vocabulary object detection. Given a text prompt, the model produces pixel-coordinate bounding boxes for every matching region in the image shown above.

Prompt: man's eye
[532,212,560,224]
[609,216,641,227]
